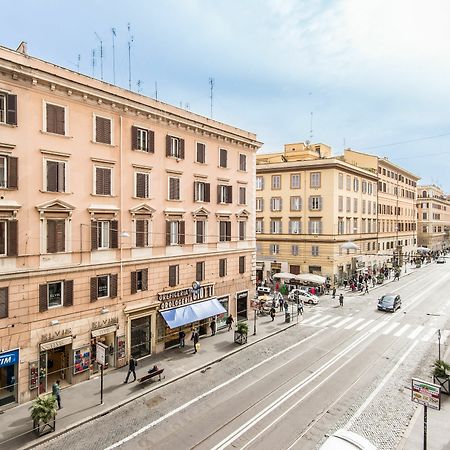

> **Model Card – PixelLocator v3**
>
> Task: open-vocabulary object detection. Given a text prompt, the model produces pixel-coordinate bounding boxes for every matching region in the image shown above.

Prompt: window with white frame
[0,220,6,256]
[48,281,64,308]
[195,219,206,244]
[338,196,343,212]
[95,166,112,196]
[239,154,247,171]
[292,245,299,256]
[346,175,351,191]
[0,91,16,125]
[338,173,343,189]
[194,181,210,202]
[238,221,246,240]
[218,185,232,203]
[167,220,185,245]
[290,196,301,211]
[272,175,281,189]
[0,155,17,189]
[0,156,5,188]
[353,198,358,213]
[368,182,373,195]
[311,245,319,256]
[346,197,351,212]
[135,172,150,198]
[0,93,5,124]
[219,148,228,168]
[353,218,358,233]
[95,115,112,144]
[338,218,344,234]
[362,180,367,193]
[256,176,264,190]
[353,177,359,192]
[255,197,264,212]
[196,142,206,163]
[168,177,181,200]
[270,219,282,234]
[46,219,66,253]
[310,172,321,188]
[168,136,182,158]
[309,196,322,210]
[97,221,111,249]
[238,186,246,205]
[289,219,301,234]
[135,219,150,247]
[45,102,66,135]
[45,159,66,193]
[256,219,263,234]
[97,275,110,298]
[270,197,282,211]
[131,127,154,152]
[270,243,279,255]
[309,219,322,234]
[291,173,301,189]
[91,219,117,250]
[219,220,231,241]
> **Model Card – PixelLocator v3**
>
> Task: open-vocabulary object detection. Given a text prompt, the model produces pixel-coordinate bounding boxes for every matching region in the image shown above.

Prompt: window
[367,201,371,214]
[310,172,321,188]
[0,287,8,319]
[270,220,282,234]
[338,173,343,189]
[291,174,301,189]
[135,219,150,247]
[195,219,206,244]
[309,196,322,211]
[312,245,319,256]
[169,265,179,287]
[0,92,17,125]
[238,221,246,240]
[353,198,358,213]
[46,160,66,192]
[338,196,343,212]
[46,219,66,253]
[353,218,358,233]
[168,177,181,200]
[95,166,112,195]
[368,183,373,195]
[131,268,148,293]
[0,155,18,189]
[166,220,185,245]
[290,196,301,211]
[289,219,301,234]
[194,181,210,202]
[48,281,64,307]
[39,280,73,311]
[196,142,206,163]
[45,103,66,135]
[256,176,264,190]
[239,186,246,205]
[219,148,228,168]
[338,218,344,234]
[0,219,17,257]
[346,175,351,191]
[362,180,367,194]
[346,197,351,213]
[97,221,110,249]
[353,177,359,192]
[131,126,154,152]
[270,197,282,211]
[239,256,245,274]
[166,135,185,159]
[196,261,205,281]
[95,115,112,144]
[91,220,118,250]
[272,175,281,189]
[291,245,299,256]
[219,258,227,277]
[256,219,263,234]
[239,154,247,171]
[309,219,322,234]
[135,172,150,198]
[255,197,264,212]
[217,185,232,204]
[219,220,231,241]
[270,244,279,255]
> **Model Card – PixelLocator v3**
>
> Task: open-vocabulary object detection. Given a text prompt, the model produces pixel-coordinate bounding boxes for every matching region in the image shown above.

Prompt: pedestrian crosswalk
[302,313,450,342]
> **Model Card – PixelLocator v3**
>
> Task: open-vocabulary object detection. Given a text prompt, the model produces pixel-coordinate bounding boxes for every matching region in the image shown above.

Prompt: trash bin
[285,312,291,323]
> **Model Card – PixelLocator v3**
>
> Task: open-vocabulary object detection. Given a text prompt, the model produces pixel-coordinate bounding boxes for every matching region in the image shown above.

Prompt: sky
[3,0,450,190]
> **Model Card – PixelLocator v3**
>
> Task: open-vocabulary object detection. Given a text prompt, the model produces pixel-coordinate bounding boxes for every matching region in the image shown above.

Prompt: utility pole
[438,329,441,361]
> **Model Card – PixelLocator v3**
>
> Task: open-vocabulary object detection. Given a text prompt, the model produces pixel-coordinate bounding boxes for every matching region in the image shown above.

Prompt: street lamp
[438,329,441,361]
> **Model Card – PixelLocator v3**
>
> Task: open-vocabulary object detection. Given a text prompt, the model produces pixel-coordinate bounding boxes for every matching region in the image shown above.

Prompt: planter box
[33,417,55,437]
[234,331,248,345]
[377,279,384,285]
[433,375,450,395]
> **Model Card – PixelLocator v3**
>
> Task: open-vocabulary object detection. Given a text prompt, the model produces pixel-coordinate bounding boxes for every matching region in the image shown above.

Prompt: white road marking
[441,330,450,342]
[356,319,374,331]
[332,316,353,328]
[320,317,341,327]
[408,325,424,340]
[422,328,436,342]
[344,318,365,330]
[394,324,410,337]
[306,315,332,326]
[382,322,400,335]
[301,314,322,324]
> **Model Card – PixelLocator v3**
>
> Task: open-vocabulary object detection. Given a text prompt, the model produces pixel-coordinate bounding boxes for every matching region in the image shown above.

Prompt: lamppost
[438,329,441,361]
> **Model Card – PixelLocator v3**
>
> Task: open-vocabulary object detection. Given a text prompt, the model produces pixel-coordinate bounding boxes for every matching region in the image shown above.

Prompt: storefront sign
[92,317,119,331]
[158,283,214,310]
[40,336,72,351]
[92,325,118,338]
[41,328,72,343]
[96,342,108,366]
[0,349,19,368]
[411,378,441,410]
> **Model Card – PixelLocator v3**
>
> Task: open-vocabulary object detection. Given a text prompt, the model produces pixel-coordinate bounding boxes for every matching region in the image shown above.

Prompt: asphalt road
[39,262,450,450]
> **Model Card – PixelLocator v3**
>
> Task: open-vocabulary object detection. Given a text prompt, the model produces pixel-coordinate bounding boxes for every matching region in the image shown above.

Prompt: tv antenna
[94,32,103,80]
[309,111,314,140]
[111,28,117,84]
[77,54,81,72]
[137,80,143,93]
[91,49,96,77]
[127,23,134,90]
[209,77,215,118]
[155,81,158,101]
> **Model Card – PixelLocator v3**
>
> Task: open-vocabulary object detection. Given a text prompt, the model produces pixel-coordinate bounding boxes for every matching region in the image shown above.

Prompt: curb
[396,404,421,450]
[22,320,298,449]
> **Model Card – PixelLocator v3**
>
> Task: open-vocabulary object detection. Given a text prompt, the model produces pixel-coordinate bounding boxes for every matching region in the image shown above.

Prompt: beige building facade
[417,185,450,251]
[0,44,260,405]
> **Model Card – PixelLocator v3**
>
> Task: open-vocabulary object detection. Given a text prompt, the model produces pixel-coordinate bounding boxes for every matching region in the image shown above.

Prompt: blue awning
[160,298,226,329]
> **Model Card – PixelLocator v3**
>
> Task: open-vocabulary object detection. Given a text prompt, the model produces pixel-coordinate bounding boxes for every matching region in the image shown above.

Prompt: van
[257,286,271,296]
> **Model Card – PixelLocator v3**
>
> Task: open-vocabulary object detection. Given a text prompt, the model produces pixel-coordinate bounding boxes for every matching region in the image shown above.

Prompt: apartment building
[417,185,450,251]
[0,43,260,405]
[255,142,380,284]
[343,150,420,266]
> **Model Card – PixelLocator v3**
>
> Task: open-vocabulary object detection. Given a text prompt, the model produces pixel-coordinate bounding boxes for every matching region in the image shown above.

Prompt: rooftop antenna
[209,77,215,118]
[155,81,158,100]
[111,28,117,84]
[185,102,190,110]
[137,80,142,93]
[309,111,314,140]
[77,54,81,72]
[94,32,104,80]
[91,49,96,77]
[127,23,134,90]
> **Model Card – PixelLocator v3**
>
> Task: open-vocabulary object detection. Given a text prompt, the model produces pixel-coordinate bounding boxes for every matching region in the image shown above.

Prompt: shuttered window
[196,261,205,281]
[0,220,17,256]
[194,181,210,202]
[48,281,63,308]
[136,172,150,198]
[92,220,118,249]
[131,126,154,152]
[0,93,17,125]
[0,221,6,256]
[169,265,179,287]
[309,196,322,211]
[166,221,185,245]
[310,172,321,188]
[95,116,112,144]
[0,287,8,318]
[239,187,246,205]
[256,176,264,190]
[255,219,263,234]
[219,221,231,242]
[219,258,227,277]
[46,219,66,253]
[131,268,148,294]
[196,220,206,244]
[239,256,245,274]
[196,143,206,163]
[239,221,246,240]
[217,185,232,204]
[219,148,227,168]
[135,219,149,247]
[166,136,185,159]
[239,154,247,171]
[0,155,18,189]
[46,160,66,192]
[290,196,301,211]
[309,220,322,235]
[168,177,180,200]
[46,103,65,135]
[95,167,112,195]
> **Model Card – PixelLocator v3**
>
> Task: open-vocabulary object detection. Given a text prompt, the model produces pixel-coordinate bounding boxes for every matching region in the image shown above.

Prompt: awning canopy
[160,298,226,329]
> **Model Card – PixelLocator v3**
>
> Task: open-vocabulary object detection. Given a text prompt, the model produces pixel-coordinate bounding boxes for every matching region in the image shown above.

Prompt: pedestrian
[226,314,234,331]
[275,281,279,291]
[179,330,186,348]
[124,357,137,383]
[284,300,289,313]
[339,293,344,307]
[297,299,304,316]
[191,328,199,353]
[270,307,276,321]
[210,318,216,336]
[332,286,336,299]
[52,379,62,409]
[279,296,284,312]
[364,282,369,294]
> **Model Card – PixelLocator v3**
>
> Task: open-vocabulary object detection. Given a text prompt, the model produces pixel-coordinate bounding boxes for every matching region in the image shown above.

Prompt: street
[38,262,450,450]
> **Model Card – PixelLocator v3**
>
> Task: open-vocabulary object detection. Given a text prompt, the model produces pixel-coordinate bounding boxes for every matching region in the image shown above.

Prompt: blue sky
[3,0,450,190]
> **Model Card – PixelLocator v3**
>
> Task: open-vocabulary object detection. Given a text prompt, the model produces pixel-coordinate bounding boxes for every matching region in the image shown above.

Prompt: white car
[319,429,376,450]
[288,289,319,305]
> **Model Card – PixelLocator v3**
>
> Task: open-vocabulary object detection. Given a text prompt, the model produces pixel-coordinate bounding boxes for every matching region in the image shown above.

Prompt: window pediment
[235,209,250,219]
[216,210,232,219]
[130,203,156,217]
[37,199,75,218]
[192,207,210,218]
[164,207,185,219]
[88,203,119,218]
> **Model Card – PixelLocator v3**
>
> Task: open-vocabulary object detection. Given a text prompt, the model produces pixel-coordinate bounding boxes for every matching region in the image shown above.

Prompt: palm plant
[434,360,450,378]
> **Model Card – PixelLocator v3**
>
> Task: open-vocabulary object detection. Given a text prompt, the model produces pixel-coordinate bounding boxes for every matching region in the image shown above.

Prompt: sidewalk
[0,311,299,450]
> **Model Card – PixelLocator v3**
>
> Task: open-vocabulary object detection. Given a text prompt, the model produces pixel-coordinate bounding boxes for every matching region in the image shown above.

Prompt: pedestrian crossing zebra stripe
[306,315,332,326]
[320,317,341,327]
[381,322,400,335]
[394,324,410,336]
[344,318,365,330]
[356,319,373,331]
[332,317,353,328]
[408,325,424,339]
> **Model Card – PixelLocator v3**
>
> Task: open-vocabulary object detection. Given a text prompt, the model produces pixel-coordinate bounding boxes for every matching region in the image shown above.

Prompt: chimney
[16,42,28,55]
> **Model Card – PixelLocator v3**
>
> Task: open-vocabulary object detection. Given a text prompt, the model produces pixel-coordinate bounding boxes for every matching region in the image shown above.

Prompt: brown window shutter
[96,167,104,195]
[0,287,8,318]
[148,130,155,153]
[227,222,231,241]
[104,169,111,195]
[205,183,210,202]
[135,219,145,247]
[130,271,137,294]
[166,135,171,156]
[56,105,65,135]
[91,222,98,250]
[110,220,118,248]
[57,161,65,192]
[217,185,221,204]
[131,126,138,150]
[7,220,17,256]
[179,139,185,159]
[64,280,74,307]
[136,173,146,198]
[179,221,185,245]
[46,220,56,253]
[6,94,17,125]
[7,156,18,189]
[90,277,98,302]
[110,274,118,298]
[166,221,171,246]
[197,143,205,163]
[142,268,148,291]
[46,104,57,133]
[227,186,233,203]
[193,182,197,202]
[55,220,65,252]
[169,266,176,287]
[173,178,180,199]
[96,117,111,144]
[39,284,48,312]
[47,161,58,192]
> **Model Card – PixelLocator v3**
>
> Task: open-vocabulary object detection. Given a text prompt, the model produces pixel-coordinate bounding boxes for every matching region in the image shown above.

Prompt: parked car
[257,286,271,296]
[319,429,376,450]
[377,293,401,312]
[437,256,446,264]
[288,289,319,305]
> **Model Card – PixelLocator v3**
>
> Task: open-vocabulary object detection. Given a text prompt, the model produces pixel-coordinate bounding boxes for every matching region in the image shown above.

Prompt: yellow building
[256,142,380,284]
[417,185,450,251]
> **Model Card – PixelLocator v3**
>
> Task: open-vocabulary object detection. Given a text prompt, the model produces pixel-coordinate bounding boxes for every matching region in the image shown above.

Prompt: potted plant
[376,274,385,284]
[29,394,57,436]
[433,359,450,394]
[234,321,248,345]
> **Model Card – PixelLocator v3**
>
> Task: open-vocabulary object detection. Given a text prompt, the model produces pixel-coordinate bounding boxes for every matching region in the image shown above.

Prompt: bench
[137,368,165,384]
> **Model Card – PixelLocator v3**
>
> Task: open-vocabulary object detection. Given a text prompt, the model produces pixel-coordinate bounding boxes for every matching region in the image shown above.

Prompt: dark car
[377,294,401,312]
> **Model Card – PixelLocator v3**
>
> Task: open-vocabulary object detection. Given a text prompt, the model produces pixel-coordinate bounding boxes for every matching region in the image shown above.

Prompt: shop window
[169,265,179,287]
[0,155,18,189]
[131,316,151,359]
[131,268,148,294]
[39,280,73,312]
[196,261,205,281]
[0,287,8,318]
[219,258,227,277]
[90,274,117,301]
[239,256,245,274]
[166,135,185,159]
[131,126,154,152]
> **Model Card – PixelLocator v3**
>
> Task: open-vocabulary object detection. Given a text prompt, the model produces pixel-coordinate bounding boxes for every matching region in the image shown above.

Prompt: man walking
[226,314,234,331]
[279,296,284,312]
[179,330,186,348]
[210,318,216,336]
[364,282,369,294]
[339,293,344,307]
[124,357,137,383]
[191,329,199,354]
[332,286,336,299]
[52,380,62,409]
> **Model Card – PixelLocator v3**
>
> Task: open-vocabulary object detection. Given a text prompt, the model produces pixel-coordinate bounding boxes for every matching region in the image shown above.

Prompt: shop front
[90,317,119,374]
[0,349,19,406]
[236,291,248,322]
[216,295,229,330]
